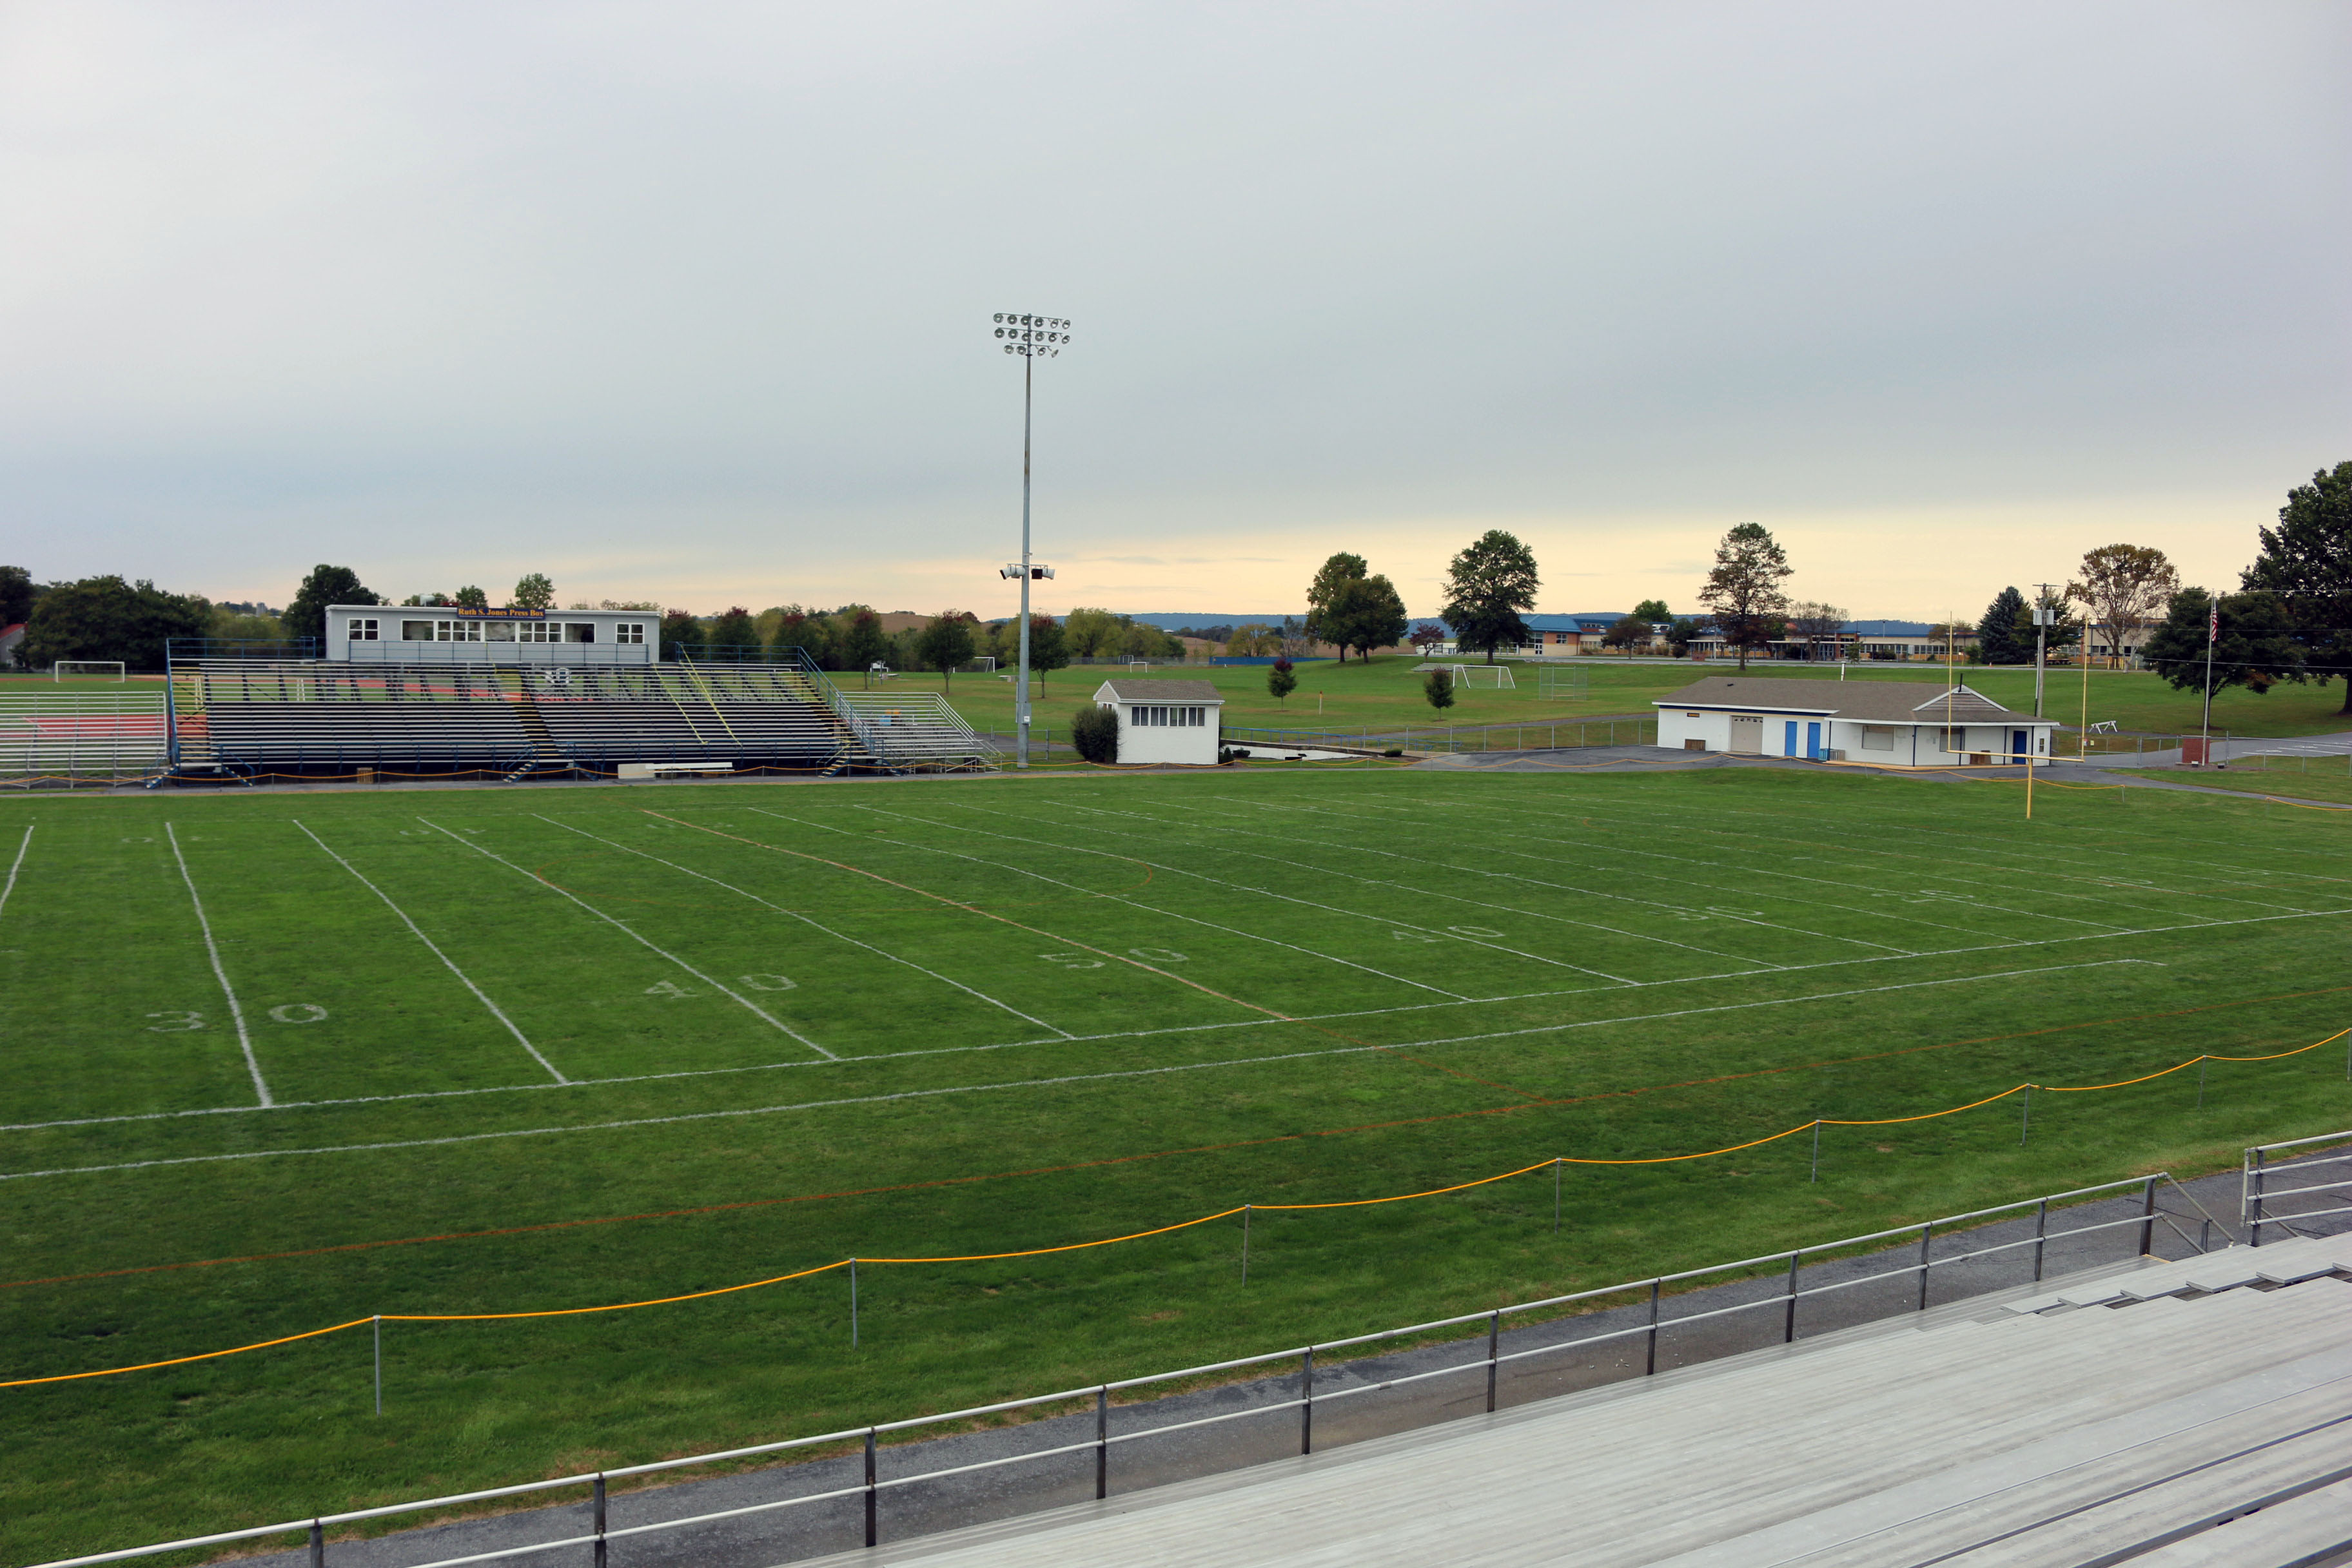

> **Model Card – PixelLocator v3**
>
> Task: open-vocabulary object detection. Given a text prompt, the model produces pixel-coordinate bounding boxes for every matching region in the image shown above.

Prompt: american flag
[2208,602,2219,643]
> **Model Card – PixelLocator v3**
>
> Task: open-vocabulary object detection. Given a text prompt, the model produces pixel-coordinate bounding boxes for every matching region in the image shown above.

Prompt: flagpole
[2199,596,2217,762]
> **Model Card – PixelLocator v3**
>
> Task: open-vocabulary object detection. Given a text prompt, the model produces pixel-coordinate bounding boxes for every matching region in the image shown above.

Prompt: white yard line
[982,796,1767,972]
[415,817,836,1061]
[809,801,1479,1002]
[164,823,271,1108]
[0,824,30,925]
[293,821,567,1085]
[0,957,2162,1181]
[530,814,1074,1039]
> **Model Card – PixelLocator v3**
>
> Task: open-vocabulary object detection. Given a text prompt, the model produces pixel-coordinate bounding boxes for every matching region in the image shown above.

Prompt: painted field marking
[919,798,1649,985]
[808,801,1478,1001]
[0,957,2171,1181]
[987,796,1747,975]
[654,810,1293,1024]
[529,814,1072,1040]
[1124,796,1921,959]
[293,821,567,1084]
[0,825,30,925]
[12,899,2349,1137]
[415,817,835,1061]
[164,823,270,1108]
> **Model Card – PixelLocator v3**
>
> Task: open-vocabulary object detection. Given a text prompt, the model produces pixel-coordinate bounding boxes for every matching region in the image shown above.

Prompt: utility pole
[2030,583,2057,721]
[2200,594,2219,762]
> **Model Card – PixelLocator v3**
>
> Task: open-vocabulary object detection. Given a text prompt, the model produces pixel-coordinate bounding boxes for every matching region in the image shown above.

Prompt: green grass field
[5,764,2352,1562]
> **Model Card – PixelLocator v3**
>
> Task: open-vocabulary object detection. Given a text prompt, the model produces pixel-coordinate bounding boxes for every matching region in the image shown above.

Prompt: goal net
[1539,665,1589,698]
[1449,664,1514,691]
[55,661,127,683]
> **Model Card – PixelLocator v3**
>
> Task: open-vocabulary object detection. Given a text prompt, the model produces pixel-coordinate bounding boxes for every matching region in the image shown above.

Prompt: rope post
[850,1259,859,1348]
[1095,1386,1110,1498]
[1810,1120,1821,1183]
[1300,1347,1315,1454]
[1783,1252,1799,1344]
[1485,1310,1500,1413]
[1916,1222,1933,1312]
[1240,1205,1251,1284]
[2138,1175,2157,1257]
[372,1315,381,1416]
[2197,1057,2207,1111]
[863,1428,878,1548]
[1645,1279,1661,1375]
[2019,1086,2031,1145]
[308,1521,324,1568]
[2033,1199,2048,1282]
[1553,1157,1561,1233]
[593,1475,607,1568]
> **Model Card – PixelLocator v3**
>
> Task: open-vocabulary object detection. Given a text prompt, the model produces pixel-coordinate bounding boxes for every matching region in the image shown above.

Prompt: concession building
[1653,677,2057,765]
[1092,678,1224,766]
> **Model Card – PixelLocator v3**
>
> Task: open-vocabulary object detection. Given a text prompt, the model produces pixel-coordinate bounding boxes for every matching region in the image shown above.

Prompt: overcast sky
[4,1,2346,622]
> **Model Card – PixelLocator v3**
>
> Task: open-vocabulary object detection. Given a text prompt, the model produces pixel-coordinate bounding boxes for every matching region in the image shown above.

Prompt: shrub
[1423,669,1456,710]
[1070,704,1120,764]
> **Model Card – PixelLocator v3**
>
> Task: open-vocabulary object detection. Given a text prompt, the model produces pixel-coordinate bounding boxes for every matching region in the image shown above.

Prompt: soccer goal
[956,655,999,674]
[1539,664,1589,698]
[54,661,127,683]
[1449,663,1514,691]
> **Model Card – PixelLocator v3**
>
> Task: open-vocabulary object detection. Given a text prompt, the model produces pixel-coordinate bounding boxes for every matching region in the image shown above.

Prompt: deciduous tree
[707,607,760,654]
[1407,622,1448,655]
[1322,574,1408,663]
[1304,553,1369,651]
[1266,657,1298,706]
[659,609,703,659]
[2242,460,2352,712]
[839,606,890,672]
[283,564,378,645]
[917,611,977,690]
[1600,614,1652,651]
[1631,598,1672,623]
[2066,545,2178,669]
[511,573,555,611]
[1061,607,1120,658]
[2142,587,2305,698]
[0,565,34,629]
[1696,523,1791,671]
[1438,531,1540,664]
[22,576,210,671]
[453,585,489,609]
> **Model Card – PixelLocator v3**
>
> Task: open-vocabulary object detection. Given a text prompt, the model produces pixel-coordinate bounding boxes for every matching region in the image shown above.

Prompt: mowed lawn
[4,765,2351,1561]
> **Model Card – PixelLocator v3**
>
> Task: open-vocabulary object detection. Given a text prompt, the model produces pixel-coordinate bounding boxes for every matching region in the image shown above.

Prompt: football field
[4,764,2350,1560]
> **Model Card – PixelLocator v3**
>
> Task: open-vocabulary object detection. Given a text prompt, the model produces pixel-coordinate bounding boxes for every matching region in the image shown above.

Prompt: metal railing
[32,1168,2240,1568]
[2244,1128,2352,1246]
[0,692,169,780]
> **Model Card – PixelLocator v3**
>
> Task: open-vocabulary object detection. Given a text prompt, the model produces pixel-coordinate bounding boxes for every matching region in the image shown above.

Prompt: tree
[659,609,703,660]
[1068,704,1119,764]
[1061,607,1120,658]
[1423,668,1455,711]
[1267,658,1298,706]
[1600,614,1652,651]
[2142,587,2305,698]
[1438,530,1540,663]
[1225,623,1279,656]
[707,606,759,657]
[1304,553,1369,651]
[453,585,489,610]
[283,564,378,645]
[1696,522,1792,671]
[1631,598,1672,623]
[21,576,211,671]
[511,573,555,611]
[1785,601,1848,662]
[770,606,830,667]
[1023,613,1070,676]
[2242,460,2352,712]
[916,611,977,691]
[1973,589,2030,665]
[839,607,890,671]
[1322,574,1408,663]
[1407,621,1448,655]
[1665,616,1708,656]
[0,565,33,629]
[2065,544,2178,670]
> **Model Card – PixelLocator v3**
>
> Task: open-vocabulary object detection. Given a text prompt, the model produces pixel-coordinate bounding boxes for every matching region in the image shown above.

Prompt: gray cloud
[2,1,2345,617]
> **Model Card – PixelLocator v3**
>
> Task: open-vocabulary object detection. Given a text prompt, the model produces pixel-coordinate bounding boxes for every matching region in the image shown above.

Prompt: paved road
[220,1152,2348,1568]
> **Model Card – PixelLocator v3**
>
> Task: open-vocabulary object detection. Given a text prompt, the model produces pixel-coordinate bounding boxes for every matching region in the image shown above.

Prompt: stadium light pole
[993,312,1072,768]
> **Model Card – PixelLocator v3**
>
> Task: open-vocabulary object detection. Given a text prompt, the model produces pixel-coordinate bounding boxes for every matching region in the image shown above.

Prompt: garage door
[1729,715,1763,754]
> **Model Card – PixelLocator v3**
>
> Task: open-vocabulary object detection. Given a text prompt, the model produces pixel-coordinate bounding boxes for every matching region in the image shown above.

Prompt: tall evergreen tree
[2242,460,2352,712]
[1975,587,2030,665]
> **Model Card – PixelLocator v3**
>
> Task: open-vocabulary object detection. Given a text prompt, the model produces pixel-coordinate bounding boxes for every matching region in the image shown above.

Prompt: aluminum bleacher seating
[801,1234,2352,1568]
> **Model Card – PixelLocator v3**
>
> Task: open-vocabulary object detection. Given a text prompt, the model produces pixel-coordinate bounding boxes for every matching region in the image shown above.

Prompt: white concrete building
[1654,676,2057,765]
[1093,678,1223,766]
[326,605,658,665]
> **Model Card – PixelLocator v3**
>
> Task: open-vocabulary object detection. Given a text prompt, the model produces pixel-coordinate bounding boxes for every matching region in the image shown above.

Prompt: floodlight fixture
[990,311,1073,767]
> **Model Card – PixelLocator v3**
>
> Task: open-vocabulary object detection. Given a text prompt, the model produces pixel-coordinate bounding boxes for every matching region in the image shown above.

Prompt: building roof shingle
[1653,677,2046,724]
[1094,678,1224,703]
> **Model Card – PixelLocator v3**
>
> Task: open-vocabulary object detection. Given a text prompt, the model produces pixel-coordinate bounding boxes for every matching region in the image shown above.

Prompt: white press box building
[1653,676,2057,765]
[1092,678,1224,766]
[324,605,658,665]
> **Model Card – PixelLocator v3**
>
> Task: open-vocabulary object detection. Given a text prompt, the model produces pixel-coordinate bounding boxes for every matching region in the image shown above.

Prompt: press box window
[615,623,645,645]
[348,619,379,642]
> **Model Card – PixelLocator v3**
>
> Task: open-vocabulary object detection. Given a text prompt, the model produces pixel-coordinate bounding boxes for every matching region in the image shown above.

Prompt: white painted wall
[1110,702,1221,765]
[1658,707,2057,762]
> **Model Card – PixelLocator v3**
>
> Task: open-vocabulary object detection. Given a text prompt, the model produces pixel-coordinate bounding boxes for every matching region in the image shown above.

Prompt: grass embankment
[2108,763,2352,809]
[3,769,2351,1560]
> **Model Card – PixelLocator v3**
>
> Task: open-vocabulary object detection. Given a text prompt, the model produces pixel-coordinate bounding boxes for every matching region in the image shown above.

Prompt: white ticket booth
[1093,678,1224,766]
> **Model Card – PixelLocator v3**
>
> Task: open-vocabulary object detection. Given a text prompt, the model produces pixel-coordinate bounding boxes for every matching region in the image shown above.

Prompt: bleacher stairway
[164,656,997,780]
[819,1234,2352,1568]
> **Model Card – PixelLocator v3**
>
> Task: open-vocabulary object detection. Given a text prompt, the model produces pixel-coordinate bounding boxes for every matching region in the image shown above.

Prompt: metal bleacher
[814,1234,2352,1568]
[162,651,997,781]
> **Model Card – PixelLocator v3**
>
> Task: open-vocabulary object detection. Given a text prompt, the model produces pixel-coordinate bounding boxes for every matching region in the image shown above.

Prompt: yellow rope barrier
[6,1025,2344,1389]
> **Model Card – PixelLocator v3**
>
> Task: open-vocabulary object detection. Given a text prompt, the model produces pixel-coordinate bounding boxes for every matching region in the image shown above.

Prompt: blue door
[2012,729,2028,763]
[1783,720,1798,756]
[1807,721,1823,760]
